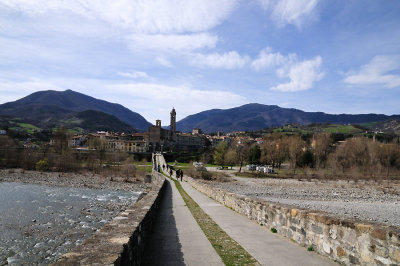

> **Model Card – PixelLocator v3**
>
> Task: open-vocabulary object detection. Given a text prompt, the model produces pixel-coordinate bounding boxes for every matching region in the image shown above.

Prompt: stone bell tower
[170,107,176,133]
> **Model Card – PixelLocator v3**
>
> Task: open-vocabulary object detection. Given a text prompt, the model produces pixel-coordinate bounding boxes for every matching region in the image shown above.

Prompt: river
[0,182,140,265]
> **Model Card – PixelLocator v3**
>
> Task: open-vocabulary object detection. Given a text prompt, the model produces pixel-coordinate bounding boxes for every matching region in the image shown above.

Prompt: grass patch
[9,121,41,133]
[136,165,152,173]
[162,172,258,265]
[270,228,277,233]
[307,245,314,252]
[133,161,152,166]
[321,124,363,134]
[360,121,378,128]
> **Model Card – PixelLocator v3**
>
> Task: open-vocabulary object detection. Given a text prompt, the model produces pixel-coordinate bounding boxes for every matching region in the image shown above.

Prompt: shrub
[36,158,49,171]
[201,170,213,180]
[270,228,277,233]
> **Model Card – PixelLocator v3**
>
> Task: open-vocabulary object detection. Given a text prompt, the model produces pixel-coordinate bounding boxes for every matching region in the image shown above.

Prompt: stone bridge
[53,154,400,265]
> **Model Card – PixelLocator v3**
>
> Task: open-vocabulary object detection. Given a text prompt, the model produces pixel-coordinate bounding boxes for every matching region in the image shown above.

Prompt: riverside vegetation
[210,132,400,181]
[0,129,152,183]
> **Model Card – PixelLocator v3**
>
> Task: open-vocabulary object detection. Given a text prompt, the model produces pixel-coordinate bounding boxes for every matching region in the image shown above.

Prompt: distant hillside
[373,118,400,134]
[0,90,152,131]
[176,103,399,133]
[72,110,136,132]
[0,110,136,133]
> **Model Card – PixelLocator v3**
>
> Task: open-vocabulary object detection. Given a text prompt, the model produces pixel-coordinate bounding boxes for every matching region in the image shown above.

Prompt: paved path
[144,159,223,265]
[151,155,337,265]
[180,180,337,266]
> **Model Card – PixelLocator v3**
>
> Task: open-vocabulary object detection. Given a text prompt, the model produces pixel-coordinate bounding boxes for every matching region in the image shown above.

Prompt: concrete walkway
[143,171,223,265]
[179,180,337,266]
[152,155,337,265]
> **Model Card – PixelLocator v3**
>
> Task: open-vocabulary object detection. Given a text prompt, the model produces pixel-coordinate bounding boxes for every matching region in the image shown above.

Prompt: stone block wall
[52,171,166,266]
[187,177,400,266]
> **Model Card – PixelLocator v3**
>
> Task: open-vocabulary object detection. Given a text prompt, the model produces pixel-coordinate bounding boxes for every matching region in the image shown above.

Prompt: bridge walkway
[179,179,337,266]
[150,154,337,265]
[143,158,223,265]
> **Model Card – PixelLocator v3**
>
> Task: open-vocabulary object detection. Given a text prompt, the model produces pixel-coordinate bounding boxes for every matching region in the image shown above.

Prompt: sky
[0,0,399,124]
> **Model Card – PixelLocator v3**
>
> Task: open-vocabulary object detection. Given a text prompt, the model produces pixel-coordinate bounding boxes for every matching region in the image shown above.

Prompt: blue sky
[0,0,399,124]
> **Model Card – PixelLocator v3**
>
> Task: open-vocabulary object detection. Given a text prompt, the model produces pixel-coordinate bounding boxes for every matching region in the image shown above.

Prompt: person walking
[169,169,173,177]
[180,170,183,181]
[176,169,181,181]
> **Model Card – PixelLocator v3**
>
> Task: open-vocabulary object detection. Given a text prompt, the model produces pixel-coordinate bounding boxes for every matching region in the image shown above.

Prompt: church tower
[170,107,176,133]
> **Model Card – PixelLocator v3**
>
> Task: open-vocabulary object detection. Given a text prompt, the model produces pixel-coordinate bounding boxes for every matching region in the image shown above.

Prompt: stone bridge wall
[186,177,400,266]
[52,171,166,266]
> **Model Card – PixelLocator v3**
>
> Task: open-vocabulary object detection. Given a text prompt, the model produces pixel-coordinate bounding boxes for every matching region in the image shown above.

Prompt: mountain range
[0,90,151,132]
[0,90,398,134]
[176,103,399,133]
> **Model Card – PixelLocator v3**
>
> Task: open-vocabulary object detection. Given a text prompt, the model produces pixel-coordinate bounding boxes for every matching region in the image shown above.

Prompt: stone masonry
[52,171,166,266]
[186,177,400,266]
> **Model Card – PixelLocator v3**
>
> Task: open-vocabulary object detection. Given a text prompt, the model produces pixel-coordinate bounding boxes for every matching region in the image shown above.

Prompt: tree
[53,127,69,153]
[261,132,288,168]
[248,144,261,165]
[298,149,314,169]
[288,135,305,174]
[214,141,229,167]
[225,140,249,172]
[313,133,331,169]
[377,142,400,178]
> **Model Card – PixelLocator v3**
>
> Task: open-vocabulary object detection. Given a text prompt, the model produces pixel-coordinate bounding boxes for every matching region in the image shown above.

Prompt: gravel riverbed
[209,174,400,227]
[0,169,150,191]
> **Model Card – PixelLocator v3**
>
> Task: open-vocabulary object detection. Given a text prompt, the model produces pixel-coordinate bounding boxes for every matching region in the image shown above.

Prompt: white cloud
[258,0,319,28]
[105,82,248,123]
[0,76,247,124]
[127,33,218,52]
[0,79,63,104]
[1,0,236,34]
[118,71,149,79]
[271,56,324,92]
[251,47,323,92]
[251,47,296,71]
[1,0,237,52]
[190,51,249,69]
[344,55,400,88]
[156,56,173,67]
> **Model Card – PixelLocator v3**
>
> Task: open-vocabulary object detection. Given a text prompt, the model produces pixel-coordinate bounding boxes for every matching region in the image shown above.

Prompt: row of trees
[213,133,400,179]
[0,134,143,180]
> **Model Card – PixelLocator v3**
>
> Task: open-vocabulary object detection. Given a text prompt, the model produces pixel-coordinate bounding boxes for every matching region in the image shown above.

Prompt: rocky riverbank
[209,176,400,227]
[0,169,150,191]
[0,169,148,265]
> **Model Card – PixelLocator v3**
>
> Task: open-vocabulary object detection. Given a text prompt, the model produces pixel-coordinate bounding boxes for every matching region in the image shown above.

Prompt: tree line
[213,132,400,179]
[0,130,145,181]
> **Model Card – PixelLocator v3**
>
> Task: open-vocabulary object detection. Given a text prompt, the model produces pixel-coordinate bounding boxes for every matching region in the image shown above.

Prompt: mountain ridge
[0,90,152,131]
[176,103,399,133]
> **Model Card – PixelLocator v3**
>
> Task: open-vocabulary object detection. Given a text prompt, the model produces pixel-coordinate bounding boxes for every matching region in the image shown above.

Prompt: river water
[0,182,140,265]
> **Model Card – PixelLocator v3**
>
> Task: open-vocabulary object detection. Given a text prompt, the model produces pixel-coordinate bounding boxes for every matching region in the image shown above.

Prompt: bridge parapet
[52,170,166,266]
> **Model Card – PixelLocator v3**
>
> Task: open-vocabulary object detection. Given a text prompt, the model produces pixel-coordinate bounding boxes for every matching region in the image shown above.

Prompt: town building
[68,108,208,153]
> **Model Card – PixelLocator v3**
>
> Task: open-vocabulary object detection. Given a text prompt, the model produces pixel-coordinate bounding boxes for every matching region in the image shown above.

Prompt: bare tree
[377,142,400,178]
[226,139,249,172]
[288,135,305,174]
[313,133,331,169]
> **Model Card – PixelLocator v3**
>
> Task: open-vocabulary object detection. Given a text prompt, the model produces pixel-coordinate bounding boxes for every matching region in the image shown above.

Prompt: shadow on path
[143,181,184,266]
